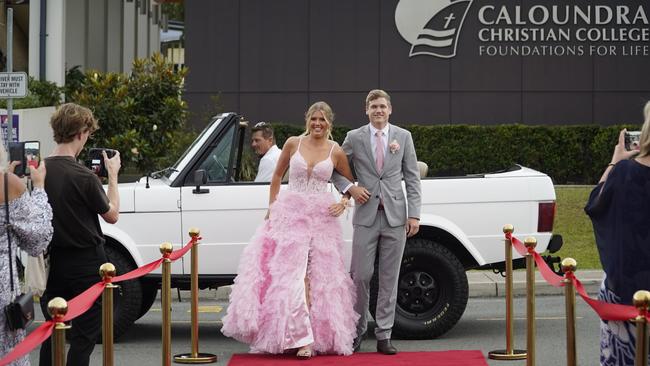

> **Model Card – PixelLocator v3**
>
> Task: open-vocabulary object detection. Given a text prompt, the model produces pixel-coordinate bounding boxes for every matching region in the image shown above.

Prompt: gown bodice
[288,138,335,193]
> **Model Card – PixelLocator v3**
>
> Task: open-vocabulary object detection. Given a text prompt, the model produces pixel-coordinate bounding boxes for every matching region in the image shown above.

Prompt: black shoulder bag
[3,172,35,331]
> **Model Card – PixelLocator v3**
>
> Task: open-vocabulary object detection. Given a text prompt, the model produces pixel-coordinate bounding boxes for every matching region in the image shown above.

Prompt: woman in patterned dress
[585,101,650,366]
[0,146,54,365]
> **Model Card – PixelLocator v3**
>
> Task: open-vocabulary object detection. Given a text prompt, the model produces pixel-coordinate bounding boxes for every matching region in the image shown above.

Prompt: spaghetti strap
[297,136,303,150]
[328,142,335,158]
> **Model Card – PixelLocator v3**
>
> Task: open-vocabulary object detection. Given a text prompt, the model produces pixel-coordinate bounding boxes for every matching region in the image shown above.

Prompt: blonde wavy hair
[302,101,334,140]
[639,101,650,158]
[0,143,8,172]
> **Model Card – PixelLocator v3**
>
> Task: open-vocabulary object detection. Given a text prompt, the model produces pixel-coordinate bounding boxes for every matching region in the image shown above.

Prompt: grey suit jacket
[332,124,422,227]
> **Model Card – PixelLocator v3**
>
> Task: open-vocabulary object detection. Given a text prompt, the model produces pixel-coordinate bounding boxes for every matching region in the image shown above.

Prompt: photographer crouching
[39,103,121,366]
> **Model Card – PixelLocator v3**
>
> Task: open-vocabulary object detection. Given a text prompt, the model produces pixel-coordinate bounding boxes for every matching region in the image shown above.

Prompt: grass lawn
[552,186,601,270]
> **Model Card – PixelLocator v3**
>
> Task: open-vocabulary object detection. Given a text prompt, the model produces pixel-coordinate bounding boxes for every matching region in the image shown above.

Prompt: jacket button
[375,195,379,198]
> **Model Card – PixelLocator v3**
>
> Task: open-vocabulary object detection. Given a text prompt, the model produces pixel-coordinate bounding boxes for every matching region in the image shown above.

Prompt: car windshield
[164,116,224,181]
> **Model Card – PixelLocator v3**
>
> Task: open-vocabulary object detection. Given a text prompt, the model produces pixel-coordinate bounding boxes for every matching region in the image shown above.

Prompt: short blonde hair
[303,101,334,140]
[50,103,99,144]
[639,101,650,158]
[365,89,391,108]
[0,143,8,172]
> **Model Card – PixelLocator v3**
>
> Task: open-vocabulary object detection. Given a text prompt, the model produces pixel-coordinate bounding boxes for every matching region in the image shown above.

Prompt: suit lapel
[383,125,398,173]
[360,125,380,175]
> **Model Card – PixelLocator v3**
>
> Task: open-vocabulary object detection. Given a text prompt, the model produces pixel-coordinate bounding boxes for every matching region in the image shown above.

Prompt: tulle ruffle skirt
[221,190,359,355]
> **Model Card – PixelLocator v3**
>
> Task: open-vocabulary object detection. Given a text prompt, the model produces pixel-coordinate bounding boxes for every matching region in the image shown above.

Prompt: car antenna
[145,174,150,189]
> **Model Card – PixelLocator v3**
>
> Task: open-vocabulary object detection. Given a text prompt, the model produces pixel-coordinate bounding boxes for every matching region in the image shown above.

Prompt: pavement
[466,269,604,297]
[204,269,605,301]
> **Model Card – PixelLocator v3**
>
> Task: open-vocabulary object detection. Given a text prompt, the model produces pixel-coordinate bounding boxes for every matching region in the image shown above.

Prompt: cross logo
[395,0,473,58]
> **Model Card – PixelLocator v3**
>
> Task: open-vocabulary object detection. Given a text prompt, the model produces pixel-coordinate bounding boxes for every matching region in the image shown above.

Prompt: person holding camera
[0,145,52,366]
[584,101,650,366]
[38,103,121,366]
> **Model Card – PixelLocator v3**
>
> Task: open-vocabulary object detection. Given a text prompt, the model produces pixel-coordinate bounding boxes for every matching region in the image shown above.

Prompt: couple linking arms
[221,89,422,358]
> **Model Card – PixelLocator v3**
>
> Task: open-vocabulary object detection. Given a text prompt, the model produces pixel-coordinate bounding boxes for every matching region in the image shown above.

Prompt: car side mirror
[192,169,209,194]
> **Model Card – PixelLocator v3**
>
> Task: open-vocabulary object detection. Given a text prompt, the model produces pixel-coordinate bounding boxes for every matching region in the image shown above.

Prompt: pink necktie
[375,131,384,172]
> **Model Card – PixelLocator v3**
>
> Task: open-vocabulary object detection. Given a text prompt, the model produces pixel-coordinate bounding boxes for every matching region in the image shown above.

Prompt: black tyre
[138,281,159,319]
[104,245,143,340]
[370,238,468,339]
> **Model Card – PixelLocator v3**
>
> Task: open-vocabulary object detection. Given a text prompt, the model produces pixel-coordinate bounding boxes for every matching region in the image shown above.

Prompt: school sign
[185,0,650,127]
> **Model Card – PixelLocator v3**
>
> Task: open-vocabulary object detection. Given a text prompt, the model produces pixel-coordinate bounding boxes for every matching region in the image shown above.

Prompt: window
[197,123,235,183]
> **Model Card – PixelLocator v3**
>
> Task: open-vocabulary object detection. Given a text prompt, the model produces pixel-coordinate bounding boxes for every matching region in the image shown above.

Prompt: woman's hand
[328,197,349,217]
[611,129,639,164]
[8,161,21,174]
[30,160,46,188]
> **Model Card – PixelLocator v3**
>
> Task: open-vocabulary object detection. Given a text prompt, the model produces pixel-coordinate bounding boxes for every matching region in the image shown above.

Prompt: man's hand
[348,185,370,205]
[103,150,121,180]
[406,218,420,237]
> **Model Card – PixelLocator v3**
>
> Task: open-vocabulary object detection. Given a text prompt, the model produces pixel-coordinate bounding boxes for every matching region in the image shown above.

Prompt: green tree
[71,53,191,174]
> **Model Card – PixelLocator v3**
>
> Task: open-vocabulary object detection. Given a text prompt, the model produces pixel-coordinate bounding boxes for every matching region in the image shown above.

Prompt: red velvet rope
[0,237,198,366]
[507,233,646,322]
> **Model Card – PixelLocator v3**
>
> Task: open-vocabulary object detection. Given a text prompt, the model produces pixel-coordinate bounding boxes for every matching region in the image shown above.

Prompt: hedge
[270,123,642,185]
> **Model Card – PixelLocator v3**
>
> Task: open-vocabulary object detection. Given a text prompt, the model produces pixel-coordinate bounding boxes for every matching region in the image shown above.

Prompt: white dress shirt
[255,145,281,182]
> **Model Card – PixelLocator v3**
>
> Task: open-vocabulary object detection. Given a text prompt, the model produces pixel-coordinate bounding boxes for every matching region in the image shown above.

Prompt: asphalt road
[26,293,603,365]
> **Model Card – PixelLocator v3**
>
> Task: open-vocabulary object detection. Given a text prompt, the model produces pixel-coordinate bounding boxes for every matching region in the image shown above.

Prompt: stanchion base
[488,349,527,360]
[173,353,218,364]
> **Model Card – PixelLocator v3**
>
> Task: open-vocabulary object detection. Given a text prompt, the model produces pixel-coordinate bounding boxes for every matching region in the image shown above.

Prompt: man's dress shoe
[376,339,397,355]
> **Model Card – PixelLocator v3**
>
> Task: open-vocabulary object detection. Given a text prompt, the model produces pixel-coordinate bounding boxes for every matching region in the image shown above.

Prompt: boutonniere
[389,140,400,154]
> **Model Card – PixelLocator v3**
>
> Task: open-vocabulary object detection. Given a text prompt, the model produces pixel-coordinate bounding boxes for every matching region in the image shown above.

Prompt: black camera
[86,148,117,178]
[8,141,40,177]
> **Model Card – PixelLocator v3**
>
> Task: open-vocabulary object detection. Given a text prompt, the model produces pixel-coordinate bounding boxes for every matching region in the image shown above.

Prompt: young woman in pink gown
[221,102,359,358]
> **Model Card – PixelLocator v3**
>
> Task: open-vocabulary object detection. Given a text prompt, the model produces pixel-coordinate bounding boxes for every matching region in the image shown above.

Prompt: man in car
[251,121,281,182]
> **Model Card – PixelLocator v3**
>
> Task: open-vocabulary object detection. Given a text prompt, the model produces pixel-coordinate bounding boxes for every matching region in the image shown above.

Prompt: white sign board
[0,72,28,98]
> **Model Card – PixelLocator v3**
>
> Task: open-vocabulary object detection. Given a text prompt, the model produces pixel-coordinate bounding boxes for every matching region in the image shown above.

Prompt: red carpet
[228,350,488,366]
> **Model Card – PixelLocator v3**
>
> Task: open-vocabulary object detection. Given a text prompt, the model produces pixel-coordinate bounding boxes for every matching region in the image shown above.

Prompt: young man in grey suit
[332,89,422,355]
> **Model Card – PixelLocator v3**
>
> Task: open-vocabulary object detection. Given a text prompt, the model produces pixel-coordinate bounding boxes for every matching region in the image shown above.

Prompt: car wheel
[370,238,468,339]
[138,281,159,319]
[104,244,143,340]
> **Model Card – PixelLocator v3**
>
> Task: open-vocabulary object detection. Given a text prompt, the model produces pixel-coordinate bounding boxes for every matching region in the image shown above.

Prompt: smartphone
[86,148,117,178]
[24,141,41,176]
[625,131,641,151]
[8,141,40,177]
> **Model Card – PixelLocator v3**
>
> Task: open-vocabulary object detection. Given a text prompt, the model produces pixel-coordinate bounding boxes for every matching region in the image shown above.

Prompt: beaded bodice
[288,138,334,193]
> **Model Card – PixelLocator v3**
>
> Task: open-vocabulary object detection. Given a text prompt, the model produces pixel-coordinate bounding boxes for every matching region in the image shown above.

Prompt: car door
[179,119,269,275]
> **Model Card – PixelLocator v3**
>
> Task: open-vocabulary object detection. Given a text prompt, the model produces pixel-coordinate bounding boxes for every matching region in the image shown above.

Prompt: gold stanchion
[48,297,70,366]
[524,237,537,366]
[633,290,650,366]
[100,263,118,366]
[174,228,217,364]
[562,258,577,366]
[161,242,173,366]
[489,224,527,360]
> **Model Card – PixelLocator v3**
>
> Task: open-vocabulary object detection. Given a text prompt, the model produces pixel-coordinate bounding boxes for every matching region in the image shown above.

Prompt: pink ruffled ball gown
[221,138,359,355]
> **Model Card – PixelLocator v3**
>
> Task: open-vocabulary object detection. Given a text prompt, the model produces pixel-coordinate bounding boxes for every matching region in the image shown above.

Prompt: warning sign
[0,72,28,98]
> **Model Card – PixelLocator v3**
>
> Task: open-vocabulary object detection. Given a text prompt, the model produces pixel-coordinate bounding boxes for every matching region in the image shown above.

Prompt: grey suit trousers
[351,209,406,340]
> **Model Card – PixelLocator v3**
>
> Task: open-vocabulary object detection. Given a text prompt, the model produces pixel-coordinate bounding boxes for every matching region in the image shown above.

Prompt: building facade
[185,0,650,128]
[3,0,162,86]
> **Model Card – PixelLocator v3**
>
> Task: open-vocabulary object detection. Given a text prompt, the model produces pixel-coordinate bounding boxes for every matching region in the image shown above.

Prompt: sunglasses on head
[254,121,269,128]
